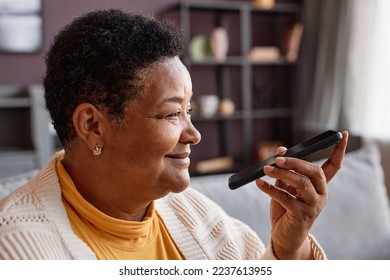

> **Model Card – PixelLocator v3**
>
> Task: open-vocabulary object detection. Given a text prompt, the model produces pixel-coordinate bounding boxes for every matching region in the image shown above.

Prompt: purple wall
[0,0,177,84]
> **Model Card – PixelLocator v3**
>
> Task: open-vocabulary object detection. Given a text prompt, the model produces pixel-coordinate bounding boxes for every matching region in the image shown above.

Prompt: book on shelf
[248,46,281,62]
[192,156,234,174]
[284,23,304,62]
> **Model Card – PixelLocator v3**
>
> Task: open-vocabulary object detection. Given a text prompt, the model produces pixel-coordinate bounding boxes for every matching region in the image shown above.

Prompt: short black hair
[43,9,183,146]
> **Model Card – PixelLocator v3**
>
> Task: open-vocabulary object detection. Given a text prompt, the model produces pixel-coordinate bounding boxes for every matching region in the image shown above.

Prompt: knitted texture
[156,188,266,259]
[308,234,326,260]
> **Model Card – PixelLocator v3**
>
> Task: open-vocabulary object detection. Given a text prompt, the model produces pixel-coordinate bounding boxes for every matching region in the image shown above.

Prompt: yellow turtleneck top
[57,159,184,260]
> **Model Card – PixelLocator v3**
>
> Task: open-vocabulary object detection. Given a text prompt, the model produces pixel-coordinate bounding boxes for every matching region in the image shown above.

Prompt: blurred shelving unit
[0,84,54,178]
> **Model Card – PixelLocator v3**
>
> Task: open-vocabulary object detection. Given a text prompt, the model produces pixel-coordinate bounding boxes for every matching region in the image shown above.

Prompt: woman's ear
[72,103,107,150]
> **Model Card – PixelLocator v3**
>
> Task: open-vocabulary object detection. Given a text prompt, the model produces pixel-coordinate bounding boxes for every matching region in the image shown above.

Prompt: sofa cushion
[0,169,38,199]
[190,144,390,259]
[311,144,390,259]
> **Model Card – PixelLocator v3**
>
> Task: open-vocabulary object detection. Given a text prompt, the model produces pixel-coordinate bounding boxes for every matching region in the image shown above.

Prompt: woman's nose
[182,119,201,145]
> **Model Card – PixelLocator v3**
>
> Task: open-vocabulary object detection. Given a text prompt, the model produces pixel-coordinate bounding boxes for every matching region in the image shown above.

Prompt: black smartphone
[228,130,343,190]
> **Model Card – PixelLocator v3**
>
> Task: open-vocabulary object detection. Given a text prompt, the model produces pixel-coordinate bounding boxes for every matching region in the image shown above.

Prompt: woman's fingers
[265,157,327,198]
[276,146,287,155]
[256,178,298,206]
[321,131,349,182]
[261,131,349,196]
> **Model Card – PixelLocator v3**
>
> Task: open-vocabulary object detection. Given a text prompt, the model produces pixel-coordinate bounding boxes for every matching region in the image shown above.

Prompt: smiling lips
[166,152,191,166]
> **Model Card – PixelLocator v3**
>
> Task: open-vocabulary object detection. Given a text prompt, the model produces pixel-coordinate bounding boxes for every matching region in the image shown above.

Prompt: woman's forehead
[138,58,192,102]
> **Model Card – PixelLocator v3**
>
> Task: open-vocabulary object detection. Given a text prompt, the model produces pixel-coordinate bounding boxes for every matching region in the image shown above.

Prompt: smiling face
[103,57,201,201]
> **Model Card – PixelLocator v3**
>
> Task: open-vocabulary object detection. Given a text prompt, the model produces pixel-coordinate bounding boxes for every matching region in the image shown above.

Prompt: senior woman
[0,9,348,260]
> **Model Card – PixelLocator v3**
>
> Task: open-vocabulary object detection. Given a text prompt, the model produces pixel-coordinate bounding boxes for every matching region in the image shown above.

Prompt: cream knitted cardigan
[0,152,325,260]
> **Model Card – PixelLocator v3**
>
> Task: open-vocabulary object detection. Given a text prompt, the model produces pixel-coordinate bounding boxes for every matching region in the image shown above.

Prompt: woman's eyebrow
[160,96,185,105]
[159,91,193,106]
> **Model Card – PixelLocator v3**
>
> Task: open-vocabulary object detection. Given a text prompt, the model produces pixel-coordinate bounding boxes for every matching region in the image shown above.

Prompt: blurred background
[0,0,389,185]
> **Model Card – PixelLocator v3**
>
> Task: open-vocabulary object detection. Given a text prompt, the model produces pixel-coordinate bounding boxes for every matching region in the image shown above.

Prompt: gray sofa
[1,144,389,259]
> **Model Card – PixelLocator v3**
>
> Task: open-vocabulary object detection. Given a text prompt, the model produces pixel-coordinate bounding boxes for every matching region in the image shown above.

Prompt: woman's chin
[168,171,191,193]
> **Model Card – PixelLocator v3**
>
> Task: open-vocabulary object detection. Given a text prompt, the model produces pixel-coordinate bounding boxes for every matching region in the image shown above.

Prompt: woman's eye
[165,110,181,120]
[162,107,192,122]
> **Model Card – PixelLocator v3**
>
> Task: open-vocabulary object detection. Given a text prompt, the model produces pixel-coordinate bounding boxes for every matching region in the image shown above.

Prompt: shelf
[162,0,301,14]
[252,108,296,118]
[0,97,30,108]
[0,85,55,178]
[186,56,299,66]
[186,56,244,66]
[192,111,245,121]
[249,59,299,66]
[192,108,295,122]
[251,3,301,13]
[161,0,243,12]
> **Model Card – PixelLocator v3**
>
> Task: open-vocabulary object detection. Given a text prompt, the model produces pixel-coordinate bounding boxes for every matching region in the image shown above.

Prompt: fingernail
[275,157,286,165]
[264,166,275,173]
[256,179,265,186]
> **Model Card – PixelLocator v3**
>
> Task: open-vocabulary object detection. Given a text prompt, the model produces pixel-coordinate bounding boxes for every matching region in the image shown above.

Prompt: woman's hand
[256,131,349,259]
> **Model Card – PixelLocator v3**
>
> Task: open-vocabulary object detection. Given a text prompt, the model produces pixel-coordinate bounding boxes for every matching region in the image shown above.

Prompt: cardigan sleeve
[260,234,326,260]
